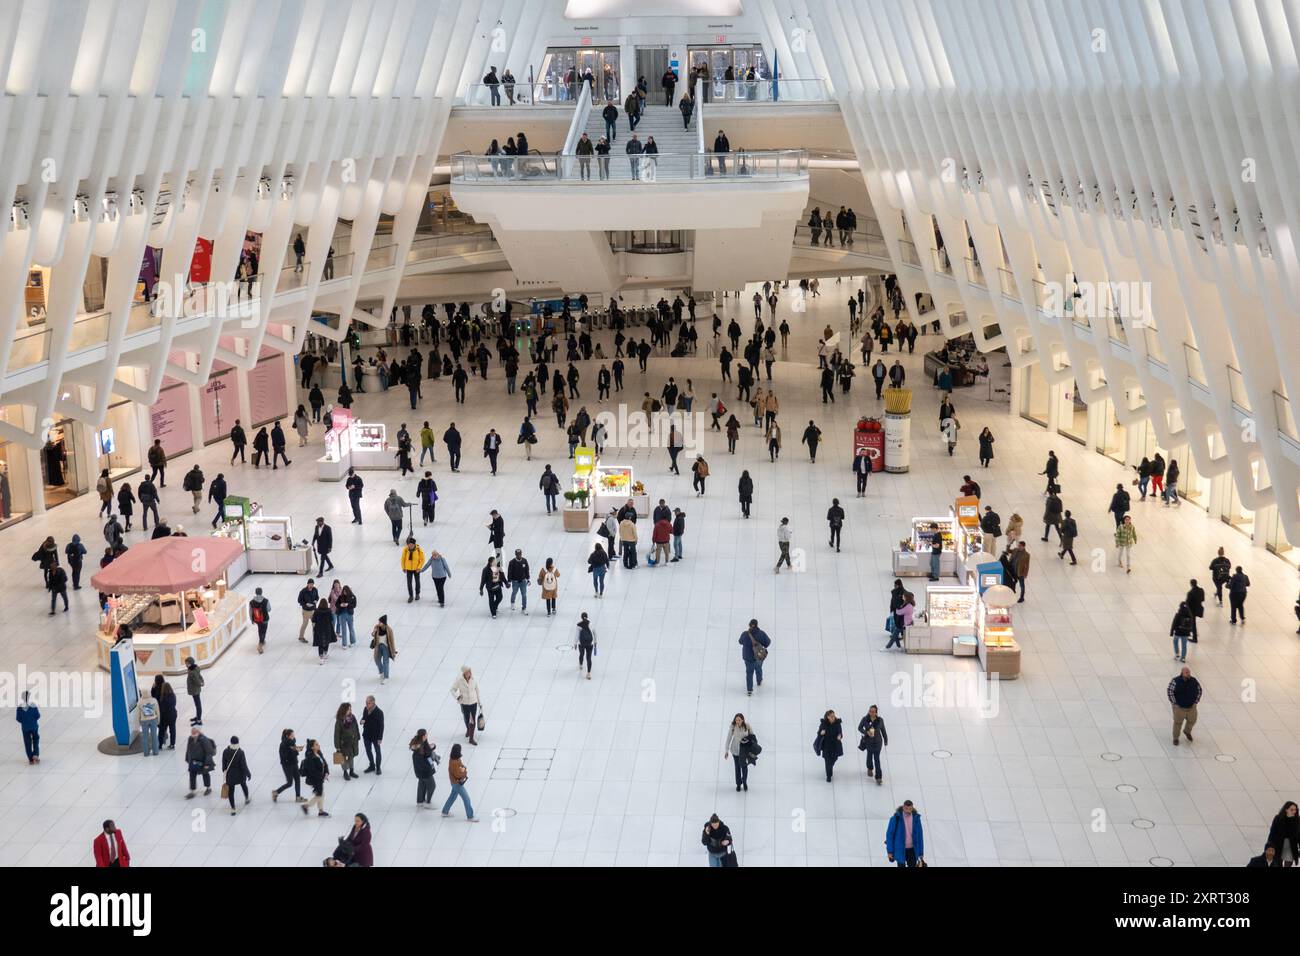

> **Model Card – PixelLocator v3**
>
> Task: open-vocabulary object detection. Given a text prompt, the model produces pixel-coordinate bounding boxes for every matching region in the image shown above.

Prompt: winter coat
[885,808,924,859]
[221,746,251,785]
[334,714,360,758]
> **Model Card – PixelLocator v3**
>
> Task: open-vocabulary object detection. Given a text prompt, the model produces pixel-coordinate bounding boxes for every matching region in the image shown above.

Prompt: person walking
[702,814,735,867]
[1228,566,1251,624]
[826,498,845,552]
[1209,547,1232,606]
[249,587,271,653]
[885,800,925,867]
[383,490,409,545]
[16,691,40,765]
[451,666,482,746]
[816,710,845,781]
[977,427,995,467]
[272,729,305,804]
[440,743,479,821]
[774,516,793,573]
[270,421,291,469]
[137,475,160,528]
[723,714,756,792]
[46,563,69,615]
[146,438,168,486]
[486,509,505,564]
[691,455,709,496]
[801,420,822,462]
[858,705,888,785]
[333,702,361,781]
[185,656,204,726]
[507,549,531,613]
[345,467,364,524]
[207,472,228,529]
[96,469,114,518]
[423,550,451,607]
[539,465,561,515]
[301,739,330,817]
[737,470,754,518]
[182,464,205,515]
[1114,514,1137,574]
[401,537,425,602]
[1057,510,1078,564]
[417,471,437,525]
[1168,665,1201,746]
[1170,601,1195,663]
[220,736,252,815]
[738,619,771,696]
[311,517,334,576]
[311,598,336,663]
[361,695,384,775]
[184,726,216,798]
[1010,542,1030,602]
[483,428,502,476]
[370,615,396,683]
[980,506,1002,554]
[538,558,561,615]
[478,557,504,617]
[1038,451,1060,494]
[587,542,610,597]
[1108,482,1131,528]
[251,426,270,468]
[1041,491,1063,543]
[443,422,463,470]
[575,612,596,678]
[1186,578,1205,642]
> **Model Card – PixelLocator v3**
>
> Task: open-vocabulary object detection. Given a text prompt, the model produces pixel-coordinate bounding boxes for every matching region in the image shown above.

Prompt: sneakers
[272,789,279,802]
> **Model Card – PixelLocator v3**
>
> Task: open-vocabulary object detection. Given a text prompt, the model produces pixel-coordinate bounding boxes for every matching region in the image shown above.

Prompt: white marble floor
[2,280,1298,867]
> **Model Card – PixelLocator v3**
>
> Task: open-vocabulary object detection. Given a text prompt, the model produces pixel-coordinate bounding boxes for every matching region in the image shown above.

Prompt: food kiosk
[594,462,647,515]
[91,537,249,675]
[954,495,982,575]
[565,446,596,532]
[317,410,395,479]
[976,584,1021,679]
[214,496,312,574]
[905,583,978,654]
[892,507,982,579]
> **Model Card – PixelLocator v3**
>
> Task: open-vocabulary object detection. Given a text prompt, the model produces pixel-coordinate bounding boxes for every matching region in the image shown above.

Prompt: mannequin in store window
[43,436,66,486]
[0,462,12,519]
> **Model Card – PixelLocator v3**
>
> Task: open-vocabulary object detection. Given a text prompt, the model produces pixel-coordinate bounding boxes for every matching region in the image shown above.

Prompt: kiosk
[977,584,1021,679]
[213,496,312,574]
[594,462,647,515]
[565,446,597,531]
[90,537,249,675]
[853,417,885,472]
[317,411,394,479]
[905,583,979,654]
[318,409,353,481]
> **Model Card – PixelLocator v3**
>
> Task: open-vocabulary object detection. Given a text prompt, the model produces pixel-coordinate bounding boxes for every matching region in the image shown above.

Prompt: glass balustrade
[450,149,808,183]
[706,78,831,102]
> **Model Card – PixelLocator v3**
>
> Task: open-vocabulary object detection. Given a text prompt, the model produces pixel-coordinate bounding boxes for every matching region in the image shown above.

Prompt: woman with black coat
[410,729,440,809]
[857,705,888,784]
[273,729,305,803]
[977,427,994,467]
[311,598,336,663]
[116,484,136,530]
[220,736,252,815]
[158,682,178,749]
[301,739,330,817]
[1268,802,1300,866]
[737,470,754,518]
[31,537,59,585]
[479,557,505,618]
[701,814,735,867]
[817,710,845,781]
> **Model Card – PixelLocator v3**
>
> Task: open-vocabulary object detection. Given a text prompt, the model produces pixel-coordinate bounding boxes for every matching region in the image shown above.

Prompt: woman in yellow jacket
[401,537,425,602]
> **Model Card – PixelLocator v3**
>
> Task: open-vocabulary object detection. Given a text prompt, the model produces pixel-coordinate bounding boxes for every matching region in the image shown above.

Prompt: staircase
[580,104,699,181]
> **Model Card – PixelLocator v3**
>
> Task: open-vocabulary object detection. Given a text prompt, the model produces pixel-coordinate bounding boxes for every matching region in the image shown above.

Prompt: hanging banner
[189,237,213,284]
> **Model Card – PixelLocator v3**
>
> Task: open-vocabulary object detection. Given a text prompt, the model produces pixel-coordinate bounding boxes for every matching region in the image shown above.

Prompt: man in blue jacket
[885,800,924,867]
[738,619,771,697]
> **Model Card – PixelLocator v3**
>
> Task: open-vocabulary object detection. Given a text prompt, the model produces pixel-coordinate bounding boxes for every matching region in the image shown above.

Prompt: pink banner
[248,353,288,426]
[150,386,193,456]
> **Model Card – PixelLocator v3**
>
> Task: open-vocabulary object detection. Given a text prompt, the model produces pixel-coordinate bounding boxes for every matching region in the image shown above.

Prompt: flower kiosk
[564,446,596,532]
[593,461,648,516]
[91,536,249,675]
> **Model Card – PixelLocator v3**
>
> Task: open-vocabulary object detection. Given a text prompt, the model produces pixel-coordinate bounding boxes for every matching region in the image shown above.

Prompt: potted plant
[563,488,592,532]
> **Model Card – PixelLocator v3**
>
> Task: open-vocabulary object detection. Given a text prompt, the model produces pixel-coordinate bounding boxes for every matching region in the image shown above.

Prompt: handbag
[332,750,345,765]
[721,849,739,868]
[751,637,768,662]
[476,711,486,732]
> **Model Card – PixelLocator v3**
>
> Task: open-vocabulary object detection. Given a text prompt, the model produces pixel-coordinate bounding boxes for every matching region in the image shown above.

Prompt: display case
[594,463,647,515]
[905,584,977,654]
[349,421,391,469]
[317,418,352,481]
[893,515,959,578]
[246,515,312,573]
[977,586,1021,679]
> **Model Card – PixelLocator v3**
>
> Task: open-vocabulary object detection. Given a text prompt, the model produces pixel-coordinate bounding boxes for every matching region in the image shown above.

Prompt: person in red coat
[93,820,130,868]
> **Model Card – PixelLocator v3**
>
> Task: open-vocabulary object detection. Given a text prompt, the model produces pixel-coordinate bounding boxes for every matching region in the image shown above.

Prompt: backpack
[542,570,557,591]
[651,399,662,412]
[697,460,710,478]
[250,601,266,624]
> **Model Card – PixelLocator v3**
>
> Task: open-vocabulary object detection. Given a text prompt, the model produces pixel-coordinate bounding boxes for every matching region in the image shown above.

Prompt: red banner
[189,237,213,284]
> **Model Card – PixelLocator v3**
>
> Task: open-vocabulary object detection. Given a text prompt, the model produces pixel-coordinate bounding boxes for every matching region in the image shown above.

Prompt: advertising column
[884,387,912,474]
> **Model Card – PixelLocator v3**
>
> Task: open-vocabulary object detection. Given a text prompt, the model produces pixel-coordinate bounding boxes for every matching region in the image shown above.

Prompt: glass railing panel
[461,81,598,107]
[1273,391,1297,440]
[932,247,952,273]
[1226,365,1251,411]
[897,239,920,266]
[964,256,984,286]
[1183,344,1207,385]
[998,267,1018,299]
[6,324,51,372]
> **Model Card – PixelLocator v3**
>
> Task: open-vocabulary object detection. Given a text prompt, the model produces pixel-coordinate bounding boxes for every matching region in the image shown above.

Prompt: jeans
[486,587,503,616]
[22,729,39,761]
[416,776,435,805]
[376,642,390,679]
[191,694,203,724]
[622,541,637,568]
[275,765,302,798]
[744,659,763,693]
[442,782,474,817]
[732,754,748,787]
[672,534,683,560]
[510,580,528,610]
[896,848,917,868]
[1172,633,1188,660]
[406,570,421,600]
[50,589,68,612]
[364,738,382,771]
[544,492,558,513]
[489,86,500,105]
[591,565,606,594]
[420,446,435,465]
[140,721,159,756]
[886,614,905,648]
[929,552,941,580]
[605,119,616,142]
[350,496,362,523]
[432,577,447,606]
[578,643,593,673]
[390,518,403,543]
[1229,594,1246,623]
[336,611,355,646]
[865,745,883,780]
[708,852,724,868]
[141,501,159,529]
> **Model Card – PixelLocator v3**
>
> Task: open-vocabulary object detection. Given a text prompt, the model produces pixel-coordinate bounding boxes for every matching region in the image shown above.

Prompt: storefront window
[0,438,33,529]
[41,419,86,509]
[539,48,620,103]
[1222,470,1255,538]
[1266,508,1298,567]
[1097,397,1126,463]
[99,401,142,480]
[1061,378,1088,444]
[1020,365,1049,427]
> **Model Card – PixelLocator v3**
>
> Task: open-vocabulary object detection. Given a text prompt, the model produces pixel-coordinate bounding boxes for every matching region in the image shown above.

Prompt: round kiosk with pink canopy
[91,536,249,675]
